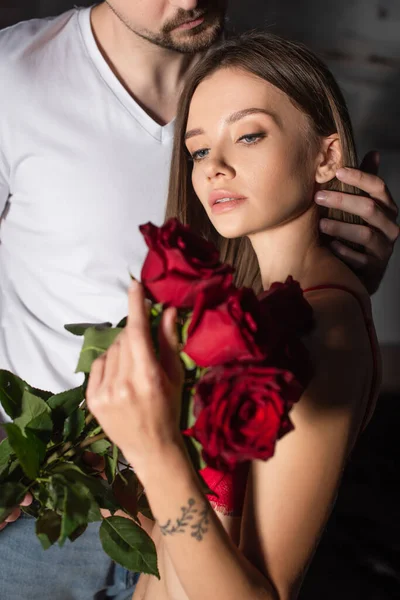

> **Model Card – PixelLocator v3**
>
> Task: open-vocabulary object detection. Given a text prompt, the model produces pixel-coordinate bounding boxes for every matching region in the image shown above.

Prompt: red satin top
[200,285,379,516]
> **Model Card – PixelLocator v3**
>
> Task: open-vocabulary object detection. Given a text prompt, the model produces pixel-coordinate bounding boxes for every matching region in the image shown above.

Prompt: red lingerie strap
[200,463,250,517]
[303,284,378,431]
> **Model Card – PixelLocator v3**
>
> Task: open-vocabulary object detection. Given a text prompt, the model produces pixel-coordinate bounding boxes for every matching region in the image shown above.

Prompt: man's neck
[91,3,205,125]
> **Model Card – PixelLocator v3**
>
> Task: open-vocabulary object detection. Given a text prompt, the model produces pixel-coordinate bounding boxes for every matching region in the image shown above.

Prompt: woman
[87,33,381,600]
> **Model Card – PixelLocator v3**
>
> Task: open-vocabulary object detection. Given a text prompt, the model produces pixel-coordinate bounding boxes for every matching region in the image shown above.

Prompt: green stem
[78,432,108,451]
[85,412,94,426]
[45,440,74,465]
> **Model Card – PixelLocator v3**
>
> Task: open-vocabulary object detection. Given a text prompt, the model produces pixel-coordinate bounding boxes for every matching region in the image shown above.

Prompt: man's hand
[0,493,33,531]
[315,150,399,294]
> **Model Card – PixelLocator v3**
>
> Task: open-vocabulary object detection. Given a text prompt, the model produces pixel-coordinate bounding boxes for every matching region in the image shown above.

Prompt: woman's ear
[314,134,342,184]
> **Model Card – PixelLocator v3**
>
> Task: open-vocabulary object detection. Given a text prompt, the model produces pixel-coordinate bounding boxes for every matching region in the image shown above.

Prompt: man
[0,1,398,599]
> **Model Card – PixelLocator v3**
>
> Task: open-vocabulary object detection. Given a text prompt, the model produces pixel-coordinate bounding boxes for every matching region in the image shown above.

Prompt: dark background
[1,2,399,598]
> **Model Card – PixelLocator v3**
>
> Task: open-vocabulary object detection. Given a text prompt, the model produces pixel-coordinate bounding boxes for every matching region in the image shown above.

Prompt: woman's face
[185,68,321,239]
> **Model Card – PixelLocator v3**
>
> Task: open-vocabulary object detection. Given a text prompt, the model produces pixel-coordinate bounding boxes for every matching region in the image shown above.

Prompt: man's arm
[315,151,399,295]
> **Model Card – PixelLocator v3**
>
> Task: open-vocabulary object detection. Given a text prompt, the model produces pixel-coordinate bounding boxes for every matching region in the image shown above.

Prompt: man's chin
[171,26,223,53]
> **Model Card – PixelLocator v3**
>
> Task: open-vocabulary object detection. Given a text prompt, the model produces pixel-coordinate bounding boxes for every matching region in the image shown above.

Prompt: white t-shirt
[0,7,174,421]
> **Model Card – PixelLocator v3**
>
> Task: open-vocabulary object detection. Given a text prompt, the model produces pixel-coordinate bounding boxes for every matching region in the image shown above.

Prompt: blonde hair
[166,32,362,293]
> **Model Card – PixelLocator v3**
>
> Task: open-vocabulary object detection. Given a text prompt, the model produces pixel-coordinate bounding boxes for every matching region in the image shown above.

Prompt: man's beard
[104,1,226,54]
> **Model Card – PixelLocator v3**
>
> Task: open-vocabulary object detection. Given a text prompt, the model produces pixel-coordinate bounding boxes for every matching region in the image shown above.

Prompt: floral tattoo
[159,498,210,541]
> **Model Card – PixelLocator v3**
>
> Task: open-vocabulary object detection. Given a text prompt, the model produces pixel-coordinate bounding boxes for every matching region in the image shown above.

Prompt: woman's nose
[203,156,235,181]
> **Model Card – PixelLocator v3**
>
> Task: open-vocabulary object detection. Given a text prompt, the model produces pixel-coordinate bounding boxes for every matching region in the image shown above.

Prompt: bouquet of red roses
[0,218,313,577]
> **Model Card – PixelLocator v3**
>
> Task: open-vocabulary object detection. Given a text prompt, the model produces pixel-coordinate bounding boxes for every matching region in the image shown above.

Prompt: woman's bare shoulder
[303,252,372,328]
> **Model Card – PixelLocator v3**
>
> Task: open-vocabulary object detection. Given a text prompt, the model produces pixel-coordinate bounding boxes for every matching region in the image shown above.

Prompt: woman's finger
[126,281,156,370]
[102,342,121,387]
[86,354,106,400]
[159,307,182,385]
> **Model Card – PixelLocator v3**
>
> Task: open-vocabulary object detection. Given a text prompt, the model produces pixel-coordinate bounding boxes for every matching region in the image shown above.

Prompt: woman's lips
[208,190,247,214]
[210,196,248,215]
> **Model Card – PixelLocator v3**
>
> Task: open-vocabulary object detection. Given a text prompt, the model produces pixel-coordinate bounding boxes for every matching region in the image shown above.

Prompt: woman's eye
[191,148,210,161]
[238,133,266,144]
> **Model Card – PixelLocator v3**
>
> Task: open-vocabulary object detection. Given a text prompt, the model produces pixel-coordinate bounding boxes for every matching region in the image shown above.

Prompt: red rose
[259,276,314,338]
[184,286,276,367]
[186,365,303,472]
[139,219,233,308]
[272,336,314,388]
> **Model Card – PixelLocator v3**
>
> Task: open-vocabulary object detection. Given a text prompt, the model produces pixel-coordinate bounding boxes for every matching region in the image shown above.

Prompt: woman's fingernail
[315,192,328,204]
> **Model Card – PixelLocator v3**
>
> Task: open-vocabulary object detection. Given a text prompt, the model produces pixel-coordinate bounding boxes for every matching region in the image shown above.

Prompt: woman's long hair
[165,32,361,293]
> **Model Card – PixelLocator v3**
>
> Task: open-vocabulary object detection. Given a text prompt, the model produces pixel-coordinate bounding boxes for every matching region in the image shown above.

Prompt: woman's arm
[138,443,278,600]
[240,288,375,600]
[87,283,374,600]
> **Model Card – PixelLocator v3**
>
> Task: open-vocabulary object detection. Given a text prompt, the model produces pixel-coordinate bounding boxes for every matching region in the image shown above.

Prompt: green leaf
[47,387,85,434]
[76,327,123,374]
[0,371,52,420]
[21,502,40,518]
[62,409,85,443]
[100,517,159,577]
[44,471,100,546]
[4,423,46,479]
[137,490,153,521]
[49,462,119,514]
[0,438,19,481]
[36,510,62,550]
[0,458,24,484]
[14,391,53,443]
[68,523,88,542]
[112,469,139,518]
[34,484,53,511]
[87,503,102,524]
[49,463,111,507]
[104,444,119,484]
[14,391,51,429]
[59,481,93,544]
[87,439,111,454]
[64,322,112,336]
[0,482,28,522]
[0,438,13,472]
[116,316,127,328]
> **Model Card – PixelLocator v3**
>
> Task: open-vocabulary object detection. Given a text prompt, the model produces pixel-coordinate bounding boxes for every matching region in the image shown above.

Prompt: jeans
[0,514,138,600]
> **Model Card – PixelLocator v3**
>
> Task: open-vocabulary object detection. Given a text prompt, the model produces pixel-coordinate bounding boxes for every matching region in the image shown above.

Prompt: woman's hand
[86,281,184,481]
[315,150,399,294]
